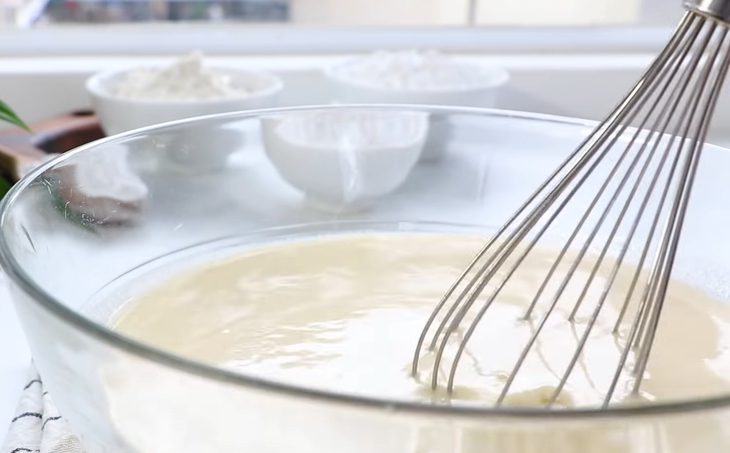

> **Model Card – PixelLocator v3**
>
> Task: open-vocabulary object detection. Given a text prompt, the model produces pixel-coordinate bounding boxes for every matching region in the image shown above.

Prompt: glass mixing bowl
[2,105,730,452]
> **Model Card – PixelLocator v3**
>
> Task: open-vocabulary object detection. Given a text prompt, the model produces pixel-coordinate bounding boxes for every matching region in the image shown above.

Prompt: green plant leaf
[0,99,30,131]
[0,176,12,199]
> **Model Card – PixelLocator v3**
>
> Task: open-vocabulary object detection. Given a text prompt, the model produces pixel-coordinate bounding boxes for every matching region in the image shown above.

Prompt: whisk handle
[685,0,730,22]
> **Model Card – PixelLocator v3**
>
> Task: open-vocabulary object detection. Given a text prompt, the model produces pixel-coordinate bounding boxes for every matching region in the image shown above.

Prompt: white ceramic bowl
[86,66,283,136]
[324,55,509,107]
[324,55,508,161]
[261,109,428,210]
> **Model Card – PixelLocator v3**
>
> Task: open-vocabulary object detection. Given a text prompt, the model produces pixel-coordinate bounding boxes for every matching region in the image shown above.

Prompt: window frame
[0,23,675,56]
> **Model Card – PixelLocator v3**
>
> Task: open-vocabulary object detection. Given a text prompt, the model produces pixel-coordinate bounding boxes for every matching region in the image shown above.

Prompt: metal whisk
[413,0,730,408]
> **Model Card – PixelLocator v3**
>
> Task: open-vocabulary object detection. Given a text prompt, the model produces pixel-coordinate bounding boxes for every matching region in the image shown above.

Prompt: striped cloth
[2,368,82,453]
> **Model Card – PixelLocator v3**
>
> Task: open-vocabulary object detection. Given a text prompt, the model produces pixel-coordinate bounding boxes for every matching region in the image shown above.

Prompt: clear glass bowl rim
[2,104,729,420]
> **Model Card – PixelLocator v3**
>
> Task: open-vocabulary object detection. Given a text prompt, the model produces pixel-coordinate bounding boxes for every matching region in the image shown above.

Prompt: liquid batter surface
[112,233,730,408]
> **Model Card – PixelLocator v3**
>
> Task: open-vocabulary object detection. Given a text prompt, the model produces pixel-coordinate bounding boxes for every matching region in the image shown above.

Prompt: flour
[329,50,491,91]
[113,52,253,100]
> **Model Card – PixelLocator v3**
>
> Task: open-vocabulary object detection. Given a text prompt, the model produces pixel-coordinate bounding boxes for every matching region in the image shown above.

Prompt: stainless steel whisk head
[413,1,730,409]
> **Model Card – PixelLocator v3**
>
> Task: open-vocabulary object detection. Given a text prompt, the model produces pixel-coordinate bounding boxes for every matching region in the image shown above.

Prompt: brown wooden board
[0,110,104,182]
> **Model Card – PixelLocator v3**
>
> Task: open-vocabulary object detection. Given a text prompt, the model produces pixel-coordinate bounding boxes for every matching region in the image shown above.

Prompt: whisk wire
[443,13,710,395]
[593,22,728,405]
[414,7,730,408]
[632,27,730,393]
[629,25,726,357]
[409,13,701,380]
[544,31,717,405]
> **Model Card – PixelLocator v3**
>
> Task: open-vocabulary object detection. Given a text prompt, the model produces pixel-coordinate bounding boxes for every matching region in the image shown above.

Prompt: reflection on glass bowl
[165,123,246,172]
[50,144,148,225]
[261,109,429,210]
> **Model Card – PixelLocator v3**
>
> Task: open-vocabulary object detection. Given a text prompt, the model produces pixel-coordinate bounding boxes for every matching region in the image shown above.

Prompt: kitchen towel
[2,367,82,453]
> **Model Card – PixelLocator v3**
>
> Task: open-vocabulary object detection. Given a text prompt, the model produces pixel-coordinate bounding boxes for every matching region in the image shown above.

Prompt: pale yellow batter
[112,233,730,408]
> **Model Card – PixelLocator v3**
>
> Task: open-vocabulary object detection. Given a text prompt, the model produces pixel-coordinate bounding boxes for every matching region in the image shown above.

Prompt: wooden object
[0,111,147,225]
[0,110,104,182]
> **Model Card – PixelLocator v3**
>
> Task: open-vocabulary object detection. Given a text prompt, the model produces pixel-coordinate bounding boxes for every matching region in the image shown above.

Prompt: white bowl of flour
[325,51,508,161]
[325,51,508,106]
[87,53,282,134]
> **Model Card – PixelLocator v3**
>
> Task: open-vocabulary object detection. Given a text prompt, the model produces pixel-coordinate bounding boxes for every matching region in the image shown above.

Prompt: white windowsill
[0,24,675,56]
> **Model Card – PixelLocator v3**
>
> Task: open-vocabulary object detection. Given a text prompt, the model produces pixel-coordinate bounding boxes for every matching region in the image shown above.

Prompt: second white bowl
[324,53,508,161]
[324,53,509,107]
[261,109,429,210]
